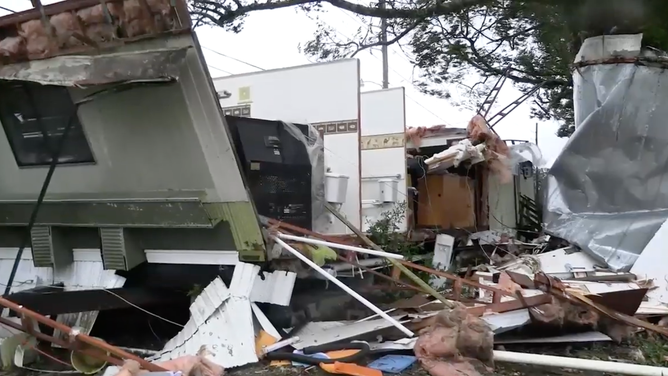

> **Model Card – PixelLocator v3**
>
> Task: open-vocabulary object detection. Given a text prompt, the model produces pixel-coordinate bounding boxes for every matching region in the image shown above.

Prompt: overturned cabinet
[0,0,267,278]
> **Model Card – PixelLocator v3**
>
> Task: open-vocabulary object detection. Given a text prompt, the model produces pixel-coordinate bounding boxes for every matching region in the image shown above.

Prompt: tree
[190,0,668,137]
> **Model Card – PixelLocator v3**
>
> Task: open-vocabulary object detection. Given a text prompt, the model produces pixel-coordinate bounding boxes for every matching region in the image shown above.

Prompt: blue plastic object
[367,355,417,373]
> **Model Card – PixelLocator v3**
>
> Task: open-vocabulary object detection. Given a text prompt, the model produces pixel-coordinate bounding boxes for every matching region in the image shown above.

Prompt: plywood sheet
[417,174,475,229]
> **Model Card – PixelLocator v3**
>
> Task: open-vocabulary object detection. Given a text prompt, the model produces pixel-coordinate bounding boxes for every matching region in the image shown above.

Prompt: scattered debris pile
[3,209,668,376]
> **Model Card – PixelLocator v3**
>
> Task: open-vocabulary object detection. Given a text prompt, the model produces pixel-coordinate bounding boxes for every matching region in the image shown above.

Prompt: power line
[201,46,265,71]
[208,64,233,75]
[0,5,16,13]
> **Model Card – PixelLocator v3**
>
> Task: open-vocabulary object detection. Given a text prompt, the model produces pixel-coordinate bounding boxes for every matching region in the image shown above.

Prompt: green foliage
[366,203,432,282]
[367,202,421,257]
[192,0,668,137]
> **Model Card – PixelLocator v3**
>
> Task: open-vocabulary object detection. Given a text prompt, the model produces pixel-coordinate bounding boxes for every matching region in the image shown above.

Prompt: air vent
[30,226,54,267]
[100,228,145,271]
[29,226,72,268]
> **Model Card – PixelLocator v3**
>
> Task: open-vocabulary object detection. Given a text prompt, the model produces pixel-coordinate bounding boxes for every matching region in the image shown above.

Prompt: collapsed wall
[545,34,668,271]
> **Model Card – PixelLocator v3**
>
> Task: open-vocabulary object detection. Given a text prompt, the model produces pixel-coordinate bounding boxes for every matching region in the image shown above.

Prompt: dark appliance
[225,116,313,230]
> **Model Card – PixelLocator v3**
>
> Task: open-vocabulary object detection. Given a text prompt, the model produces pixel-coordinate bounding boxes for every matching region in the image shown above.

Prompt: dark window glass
[0,81,95,167]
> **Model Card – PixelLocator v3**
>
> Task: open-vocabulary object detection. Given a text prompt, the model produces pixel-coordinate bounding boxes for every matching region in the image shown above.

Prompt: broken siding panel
[228,262,259,297]
[189,277,230,327]
[52,249,126,345]
[0,248,53,332]
[154,262,259,368]
[0,248,53,294]
[250,270,296,306]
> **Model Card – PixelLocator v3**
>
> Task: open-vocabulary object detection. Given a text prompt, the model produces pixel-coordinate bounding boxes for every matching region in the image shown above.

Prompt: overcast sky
[2,1,568,164]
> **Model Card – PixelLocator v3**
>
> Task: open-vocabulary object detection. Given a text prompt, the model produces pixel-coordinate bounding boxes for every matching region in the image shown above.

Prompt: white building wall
[213,60,362,235]
[360,88,408,232]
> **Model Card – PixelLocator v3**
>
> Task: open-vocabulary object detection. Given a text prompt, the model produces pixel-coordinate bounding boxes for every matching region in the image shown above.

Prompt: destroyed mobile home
[0,0,667,373]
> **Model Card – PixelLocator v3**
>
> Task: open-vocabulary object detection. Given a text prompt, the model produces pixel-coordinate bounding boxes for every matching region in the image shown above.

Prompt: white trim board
[144,249,239,265]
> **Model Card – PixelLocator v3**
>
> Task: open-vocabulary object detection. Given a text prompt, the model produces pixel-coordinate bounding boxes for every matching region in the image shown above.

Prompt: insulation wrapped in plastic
[77,3,125,43]
[19,20,57,57]
[545,34,668,271]
[282,122,326,231]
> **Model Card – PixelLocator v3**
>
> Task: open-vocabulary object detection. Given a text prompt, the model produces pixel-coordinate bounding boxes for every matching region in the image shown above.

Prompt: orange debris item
[319,361,382,376]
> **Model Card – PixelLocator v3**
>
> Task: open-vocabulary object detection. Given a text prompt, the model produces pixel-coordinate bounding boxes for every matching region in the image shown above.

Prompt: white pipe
[276,232,404,260]
[494,350,668,376]
[272,236,414,337]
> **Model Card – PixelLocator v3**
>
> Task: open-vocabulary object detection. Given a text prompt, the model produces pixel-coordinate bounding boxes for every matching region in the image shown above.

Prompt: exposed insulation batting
[19,20,57,57]
[77,3,124,42]
[0,37,25,57]
[50,12,84,48]
[0,0,180,64]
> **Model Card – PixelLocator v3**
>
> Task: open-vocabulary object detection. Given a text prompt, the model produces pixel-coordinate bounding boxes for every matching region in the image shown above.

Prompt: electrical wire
[0,6,16,13]
[207,64,233,75]
[201,46,265,71]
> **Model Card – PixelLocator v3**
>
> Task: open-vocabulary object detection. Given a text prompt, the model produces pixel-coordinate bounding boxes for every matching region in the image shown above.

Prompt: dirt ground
[224,334,668,376]
[3,333,667,376]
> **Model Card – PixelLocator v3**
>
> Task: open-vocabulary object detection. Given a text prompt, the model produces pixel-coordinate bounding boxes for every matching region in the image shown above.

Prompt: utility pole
[379,0,389,89]
[535,122,538,145]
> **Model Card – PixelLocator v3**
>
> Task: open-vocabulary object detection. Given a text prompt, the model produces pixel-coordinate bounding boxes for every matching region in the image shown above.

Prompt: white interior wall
[488,175,517,233]
[360,88,407,232]
[213,60,361,235]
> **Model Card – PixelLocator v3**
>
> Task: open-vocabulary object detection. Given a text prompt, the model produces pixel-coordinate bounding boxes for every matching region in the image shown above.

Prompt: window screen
[0,81,95,167]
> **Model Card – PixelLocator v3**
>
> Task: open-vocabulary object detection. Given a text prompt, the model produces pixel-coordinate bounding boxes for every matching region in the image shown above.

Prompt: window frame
[0,81,96,168]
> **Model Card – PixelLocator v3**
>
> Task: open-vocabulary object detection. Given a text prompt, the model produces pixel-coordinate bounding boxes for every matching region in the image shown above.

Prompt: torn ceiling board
[251,270,296,306]
[0,47,189,86]
[290,318,404,350]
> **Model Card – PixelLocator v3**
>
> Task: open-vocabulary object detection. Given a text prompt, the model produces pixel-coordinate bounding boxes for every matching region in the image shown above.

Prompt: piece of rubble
[414,305,493,376]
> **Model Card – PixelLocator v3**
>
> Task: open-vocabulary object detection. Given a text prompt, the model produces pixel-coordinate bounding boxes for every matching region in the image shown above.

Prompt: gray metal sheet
[545,34,668,271]
[0,47,189,86]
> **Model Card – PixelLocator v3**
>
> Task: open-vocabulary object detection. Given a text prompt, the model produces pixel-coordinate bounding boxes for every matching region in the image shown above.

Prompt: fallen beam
[8,287,185,315]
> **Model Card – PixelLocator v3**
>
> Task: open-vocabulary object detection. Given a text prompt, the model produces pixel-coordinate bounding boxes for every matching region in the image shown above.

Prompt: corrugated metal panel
[250,270,296,306]
[0,248,53,294]
[0,248,54,337]
[153,263,259,368]
[52,249,126,345]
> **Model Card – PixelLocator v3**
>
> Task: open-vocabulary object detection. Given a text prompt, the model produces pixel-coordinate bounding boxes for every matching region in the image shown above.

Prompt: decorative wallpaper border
[313,120,359,135]
[360,133,405,150]
[222,104,251,117]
